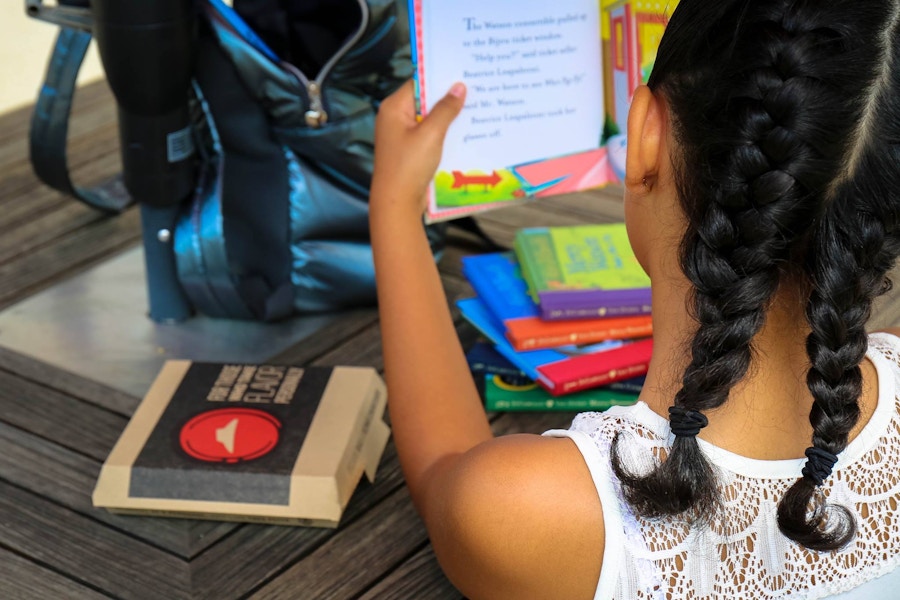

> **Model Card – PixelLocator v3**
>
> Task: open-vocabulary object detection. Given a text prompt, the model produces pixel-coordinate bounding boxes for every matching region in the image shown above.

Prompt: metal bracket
[25,0,93,32]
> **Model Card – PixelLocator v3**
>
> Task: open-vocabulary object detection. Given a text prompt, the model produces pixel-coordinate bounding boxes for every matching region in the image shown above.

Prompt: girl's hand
[370,80,466,221]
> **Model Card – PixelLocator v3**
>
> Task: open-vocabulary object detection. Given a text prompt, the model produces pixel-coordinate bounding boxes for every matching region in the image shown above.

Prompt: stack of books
[460,223,654,412]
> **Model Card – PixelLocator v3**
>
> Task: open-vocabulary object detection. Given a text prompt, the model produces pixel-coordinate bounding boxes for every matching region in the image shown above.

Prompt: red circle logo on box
[180,408,281,463]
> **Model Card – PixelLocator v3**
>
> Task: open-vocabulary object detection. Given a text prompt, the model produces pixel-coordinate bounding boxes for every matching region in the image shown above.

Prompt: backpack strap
[29,27,133,213]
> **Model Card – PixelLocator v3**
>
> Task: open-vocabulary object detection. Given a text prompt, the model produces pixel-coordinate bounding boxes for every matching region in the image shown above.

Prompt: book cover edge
[92,360,192,507]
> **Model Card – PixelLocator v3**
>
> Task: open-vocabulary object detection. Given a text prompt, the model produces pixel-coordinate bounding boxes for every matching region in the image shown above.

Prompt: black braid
[614,0,826,518]
[613,0,900,544]
[778,57,900,547]
[775,213,868,549]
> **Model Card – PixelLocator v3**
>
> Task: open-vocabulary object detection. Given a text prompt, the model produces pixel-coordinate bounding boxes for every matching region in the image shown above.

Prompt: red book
[536,338,653,396]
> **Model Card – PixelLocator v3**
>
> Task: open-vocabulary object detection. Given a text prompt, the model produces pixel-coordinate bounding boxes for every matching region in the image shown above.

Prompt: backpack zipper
[281,0,371,128]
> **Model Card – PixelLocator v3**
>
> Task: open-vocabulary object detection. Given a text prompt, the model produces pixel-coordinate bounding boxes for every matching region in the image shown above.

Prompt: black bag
[29,0,499,321]
[176,0,455,320]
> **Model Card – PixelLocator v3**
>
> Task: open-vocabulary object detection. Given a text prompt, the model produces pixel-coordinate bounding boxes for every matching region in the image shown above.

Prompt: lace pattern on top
[552,333,900,600]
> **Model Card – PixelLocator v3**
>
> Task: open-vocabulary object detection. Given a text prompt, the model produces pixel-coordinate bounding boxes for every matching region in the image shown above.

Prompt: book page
[414,0,604,220]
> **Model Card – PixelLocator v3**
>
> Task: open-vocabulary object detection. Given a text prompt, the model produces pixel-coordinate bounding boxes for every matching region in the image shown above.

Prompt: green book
[484,374,639,412]
[513,224,652,321]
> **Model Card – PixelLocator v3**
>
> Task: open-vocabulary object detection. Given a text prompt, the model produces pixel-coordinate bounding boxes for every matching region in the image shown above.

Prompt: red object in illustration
[451,170,503,190]
[180,408,281,463]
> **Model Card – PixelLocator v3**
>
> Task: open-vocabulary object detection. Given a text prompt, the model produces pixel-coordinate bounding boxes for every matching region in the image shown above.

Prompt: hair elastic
[802,446,839,486]
[668,406,709,438]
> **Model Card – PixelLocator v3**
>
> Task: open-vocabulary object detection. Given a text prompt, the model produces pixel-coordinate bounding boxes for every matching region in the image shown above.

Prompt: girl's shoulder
[424,433,605,600]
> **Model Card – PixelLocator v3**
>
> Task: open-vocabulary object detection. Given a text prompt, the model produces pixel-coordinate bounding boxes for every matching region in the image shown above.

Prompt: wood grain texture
[0,369,128,462]
[0,346,140,416]
[0,547,110,600]
[0,196,116,265]
[0,80,117,171]
[0,421,232,560]
[357,545,462,600]
[0,480,189,599]
[269,307,380,366]
[249,486,425,600]
[0,212,140,310]
[187,443,407,599]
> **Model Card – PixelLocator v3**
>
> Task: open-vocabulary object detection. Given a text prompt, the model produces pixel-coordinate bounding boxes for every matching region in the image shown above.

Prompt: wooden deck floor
[4,80,900,600]
[0,79,625,600]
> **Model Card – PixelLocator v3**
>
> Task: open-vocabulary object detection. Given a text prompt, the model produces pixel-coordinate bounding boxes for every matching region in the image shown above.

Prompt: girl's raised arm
[369,81,604,600]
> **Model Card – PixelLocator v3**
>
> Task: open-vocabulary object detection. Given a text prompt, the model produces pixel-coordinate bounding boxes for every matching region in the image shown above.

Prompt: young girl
[369,0,900,597]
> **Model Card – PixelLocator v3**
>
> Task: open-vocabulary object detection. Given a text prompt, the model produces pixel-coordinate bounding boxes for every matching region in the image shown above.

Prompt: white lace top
[544,332,900,600]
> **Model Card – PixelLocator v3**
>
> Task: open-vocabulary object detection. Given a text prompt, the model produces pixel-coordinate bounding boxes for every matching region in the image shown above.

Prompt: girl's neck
[639,274,879,460]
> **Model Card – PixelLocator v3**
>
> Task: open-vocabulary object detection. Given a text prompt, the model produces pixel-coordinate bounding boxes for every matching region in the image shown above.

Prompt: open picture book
[411,0,679,222]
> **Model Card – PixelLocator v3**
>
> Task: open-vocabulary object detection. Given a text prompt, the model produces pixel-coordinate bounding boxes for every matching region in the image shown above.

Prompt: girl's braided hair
[611,0,900,550]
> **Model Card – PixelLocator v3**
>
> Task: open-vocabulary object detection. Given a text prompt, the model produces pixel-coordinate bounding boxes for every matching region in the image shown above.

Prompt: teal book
[483,374,638,412]
[514,224,652,320]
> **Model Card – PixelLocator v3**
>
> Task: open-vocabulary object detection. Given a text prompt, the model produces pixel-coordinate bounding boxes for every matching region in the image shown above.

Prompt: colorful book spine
[514,224,652,320]
[508,314,652,351]
[484,374,638,412]
[461,253,538,321]
[466,342,531,384]
[457,297,651,397]
[461,252,653,351]
[536,338,653,396]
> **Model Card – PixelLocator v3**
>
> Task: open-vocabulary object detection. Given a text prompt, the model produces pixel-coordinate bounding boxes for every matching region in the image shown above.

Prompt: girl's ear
[624,85,665,193]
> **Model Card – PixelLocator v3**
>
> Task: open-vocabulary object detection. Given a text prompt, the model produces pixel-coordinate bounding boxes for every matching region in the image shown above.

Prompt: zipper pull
[304,82,328,127]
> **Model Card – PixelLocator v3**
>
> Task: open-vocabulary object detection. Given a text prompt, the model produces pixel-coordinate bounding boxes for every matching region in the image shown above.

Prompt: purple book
[513,224,652,321]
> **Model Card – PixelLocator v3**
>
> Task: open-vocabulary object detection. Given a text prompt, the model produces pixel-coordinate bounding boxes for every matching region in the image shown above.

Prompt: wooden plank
[0,79,115,154]
[249,485,424,600]
[185,271,483,595]
[0,546,109,600]
[269,307,381,366]
[0,80,118,172]
[309,276,474,370]
[0,210,141,310]
[478,201,594,231]
[192,409,575,598]
[456,187,625,256]
[357,545,462,600]
[0,347,139,417]
[271,273,472,368]
[0,370,128,462]
[0,144,121,235]
[187,444,408,599]
[0,420,233,560]
[0,356,236,558]
[0,201,114,266]
[0,480,189,599]
[0,120,120,223]
[438,243,477,280]
[0,123,119,212]
[548,186,626,220]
